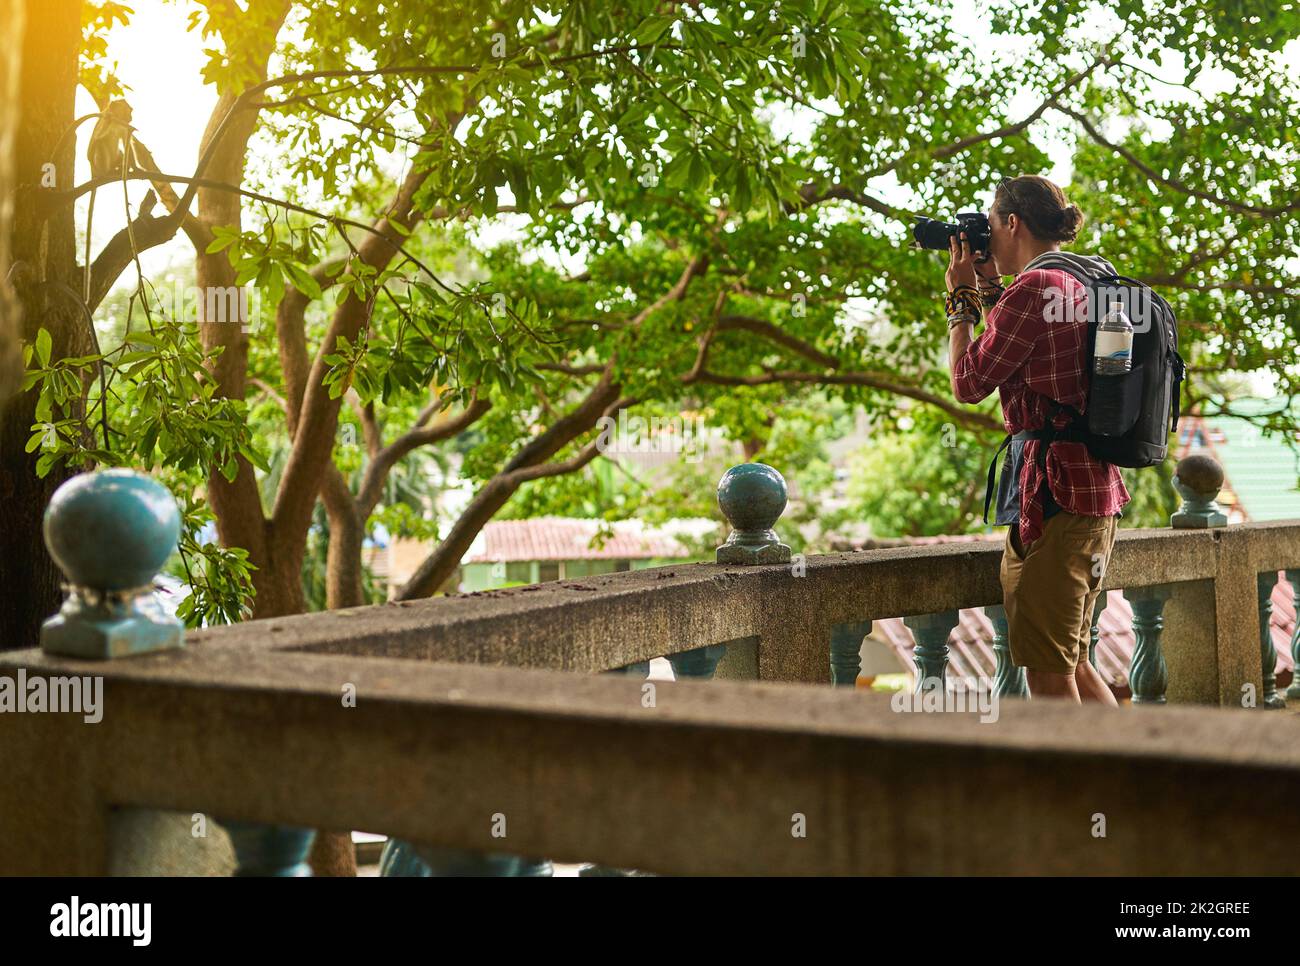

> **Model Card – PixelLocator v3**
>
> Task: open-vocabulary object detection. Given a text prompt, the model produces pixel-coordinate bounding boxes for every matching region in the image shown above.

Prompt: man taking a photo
[945,175,1126,706]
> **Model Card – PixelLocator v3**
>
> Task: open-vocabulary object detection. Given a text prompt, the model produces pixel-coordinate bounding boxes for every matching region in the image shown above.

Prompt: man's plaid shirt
[952,267,1129,545]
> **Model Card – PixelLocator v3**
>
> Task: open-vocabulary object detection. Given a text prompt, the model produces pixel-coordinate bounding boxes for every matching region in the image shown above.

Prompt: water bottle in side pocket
[1094,301,1134,375]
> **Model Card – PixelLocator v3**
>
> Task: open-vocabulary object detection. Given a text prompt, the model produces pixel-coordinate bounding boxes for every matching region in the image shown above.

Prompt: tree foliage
[25,0,1299,623]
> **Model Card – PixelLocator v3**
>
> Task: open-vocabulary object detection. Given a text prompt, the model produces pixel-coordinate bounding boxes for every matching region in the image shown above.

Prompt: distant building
[384,517,712,594]
[1175,401,1300,522]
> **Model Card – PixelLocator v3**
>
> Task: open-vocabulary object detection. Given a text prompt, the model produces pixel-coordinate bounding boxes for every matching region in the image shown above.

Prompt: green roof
[1200,400,1300,521]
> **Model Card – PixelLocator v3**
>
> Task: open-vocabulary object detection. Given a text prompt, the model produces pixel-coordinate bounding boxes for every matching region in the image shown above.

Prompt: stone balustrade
[1,455,1298,876]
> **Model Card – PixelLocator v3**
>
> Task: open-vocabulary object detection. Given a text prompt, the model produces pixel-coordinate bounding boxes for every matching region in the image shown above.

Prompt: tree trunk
[322,468,365,610]
[0,0,26,401]
[0,0,92,650]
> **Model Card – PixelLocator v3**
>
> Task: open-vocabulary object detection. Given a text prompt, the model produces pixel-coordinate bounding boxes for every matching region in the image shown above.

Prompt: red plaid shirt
[952,267,1129,545]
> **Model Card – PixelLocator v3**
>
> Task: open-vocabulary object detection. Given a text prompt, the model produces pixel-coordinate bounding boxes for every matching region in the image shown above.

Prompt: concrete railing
[2,459,1299,875]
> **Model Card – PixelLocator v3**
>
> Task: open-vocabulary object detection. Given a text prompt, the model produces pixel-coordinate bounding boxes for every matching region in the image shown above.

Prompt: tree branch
[270,160,434,554]
[393,380,628,600]
[1055,104,1300,217]
[691,367,1002,432]
[355,395,492,518]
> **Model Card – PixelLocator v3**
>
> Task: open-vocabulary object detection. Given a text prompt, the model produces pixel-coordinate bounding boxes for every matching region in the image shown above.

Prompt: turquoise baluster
[379,840,551,877]
[903,611,960,694]
[986,604,1027,699]
[41,469,184,659]
[1286,569,1300,702]
[668,644,727,680]
[1169,454,1228,529]
[1087,592,1107,669]
[829,620,871,687]
[1256,572,1287,710]
[220,821,316,877]
[1123,586,1170,705]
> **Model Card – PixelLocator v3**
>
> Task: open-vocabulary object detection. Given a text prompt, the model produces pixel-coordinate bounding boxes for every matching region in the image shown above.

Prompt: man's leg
[1004,514,1119,705]
[1075,659,1118,706]
[1025,668,1081,701]
[1073,520,1119,707]
[1003,525,1085,700]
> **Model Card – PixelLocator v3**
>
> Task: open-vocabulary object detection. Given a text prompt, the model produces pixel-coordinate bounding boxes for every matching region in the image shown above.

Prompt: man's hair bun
[1051,203,1084,242]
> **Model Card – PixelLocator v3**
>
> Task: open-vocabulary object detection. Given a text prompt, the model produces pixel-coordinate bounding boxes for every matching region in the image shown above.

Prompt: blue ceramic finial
[716,462,791,564]
[1170,454,1227,528]
[41,469,185,659]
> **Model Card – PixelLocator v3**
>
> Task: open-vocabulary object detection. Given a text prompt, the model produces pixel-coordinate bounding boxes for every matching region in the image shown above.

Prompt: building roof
[463,517,690,563]
[871,580,1295,698]
[1178,402,1300,522]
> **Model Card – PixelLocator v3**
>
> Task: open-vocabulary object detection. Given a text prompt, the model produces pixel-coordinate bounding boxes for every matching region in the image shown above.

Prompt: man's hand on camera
[945,231,978,291]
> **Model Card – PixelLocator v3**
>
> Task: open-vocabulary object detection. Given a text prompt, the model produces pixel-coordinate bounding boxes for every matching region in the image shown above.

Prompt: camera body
[913,211,992,256]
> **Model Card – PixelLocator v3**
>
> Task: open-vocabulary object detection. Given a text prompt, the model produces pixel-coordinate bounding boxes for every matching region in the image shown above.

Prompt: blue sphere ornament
[41,469,185,659]
[44,469,181,591]
[1170,454,1227,529]
[715,463,791,565]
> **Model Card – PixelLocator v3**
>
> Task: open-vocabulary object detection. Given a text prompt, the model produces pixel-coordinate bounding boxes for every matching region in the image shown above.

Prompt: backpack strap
[1033,398,1089,471]
[1171,351,1186,432]
[1020,253,1110,284]
[982,432,1015,525]
[981,416,1084,527]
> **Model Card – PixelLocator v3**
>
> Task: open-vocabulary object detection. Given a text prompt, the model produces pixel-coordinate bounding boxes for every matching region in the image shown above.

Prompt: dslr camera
[913,212,991,258]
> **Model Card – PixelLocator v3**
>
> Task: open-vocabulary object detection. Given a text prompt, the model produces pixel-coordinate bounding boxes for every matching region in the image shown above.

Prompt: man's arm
[948,320,977,398]
[948,258,1004,400]
[950,271,1048,403]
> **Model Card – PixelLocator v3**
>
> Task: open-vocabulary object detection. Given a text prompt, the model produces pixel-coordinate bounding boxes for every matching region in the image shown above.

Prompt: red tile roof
[464,517,688,563]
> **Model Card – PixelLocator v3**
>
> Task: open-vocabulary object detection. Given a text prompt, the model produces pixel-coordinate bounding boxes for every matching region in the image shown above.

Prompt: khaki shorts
[1000,511,1118,673]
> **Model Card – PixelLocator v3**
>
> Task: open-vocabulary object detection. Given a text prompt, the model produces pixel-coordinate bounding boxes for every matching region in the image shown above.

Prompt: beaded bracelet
[944,284,981,320]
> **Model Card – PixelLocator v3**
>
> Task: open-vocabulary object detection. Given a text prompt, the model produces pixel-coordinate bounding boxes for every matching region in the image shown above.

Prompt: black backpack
[1022,254,1186,468]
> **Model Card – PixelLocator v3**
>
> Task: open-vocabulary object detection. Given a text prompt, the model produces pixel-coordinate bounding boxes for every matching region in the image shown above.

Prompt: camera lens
[913,217,957,251]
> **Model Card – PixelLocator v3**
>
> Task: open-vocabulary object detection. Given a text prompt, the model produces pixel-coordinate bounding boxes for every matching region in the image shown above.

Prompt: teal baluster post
[1087,592,1107,669]
[1123,586,1171,704]
[985,604,1026,699]
[1169,454,1229,529]
[715,462,792,565]
[668,644,727,680]
[41,469,185,659]
[829,620,871,687]
[220,822,316,876]
[1256,572,1287,710]
[903,611,960,694]
[1286,569,1300,702]
[380,841,551,877]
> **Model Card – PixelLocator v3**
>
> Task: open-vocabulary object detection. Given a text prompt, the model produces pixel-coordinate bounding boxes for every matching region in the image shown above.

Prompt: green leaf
[284,263,323,300]
[632,15,675,46]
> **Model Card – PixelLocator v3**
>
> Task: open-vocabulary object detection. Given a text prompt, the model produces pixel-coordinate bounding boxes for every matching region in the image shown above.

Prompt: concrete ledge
[177,524,1300,676]
[3,649,1300,875]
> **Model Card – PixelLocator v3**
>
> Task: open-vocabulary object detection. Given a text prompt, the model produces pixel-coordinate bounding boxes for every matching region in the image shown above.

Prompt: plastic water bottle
[1094,301,1134,375]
